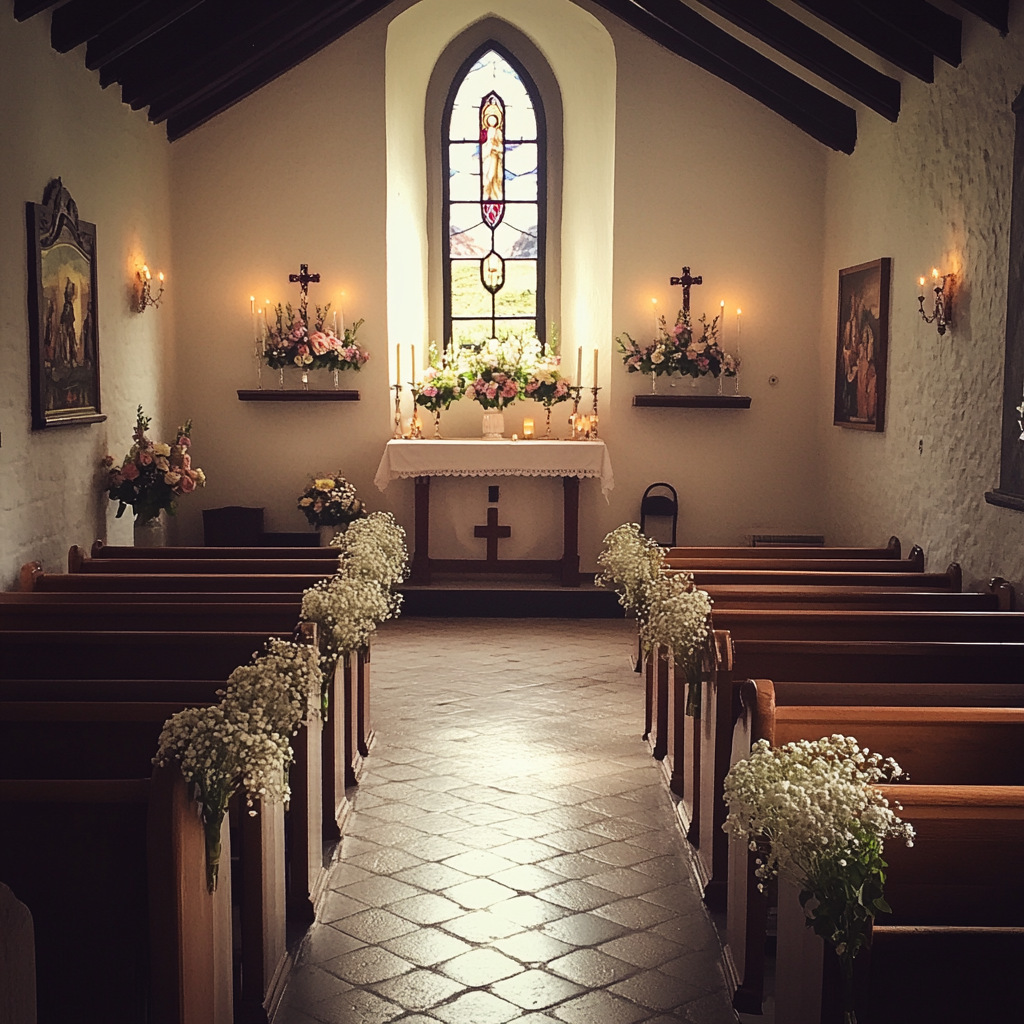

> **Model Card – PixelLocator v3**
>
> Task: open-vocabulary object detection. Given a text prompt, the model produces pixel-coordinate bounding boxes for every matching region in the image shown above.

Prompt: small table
[374,439,614,587]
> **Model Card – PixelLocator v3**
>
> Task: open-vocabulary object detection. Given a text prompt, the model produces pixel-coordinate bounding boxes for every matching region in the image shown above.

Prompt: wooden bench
[676,564,961,590]
[665,550,924,574]
[22,564,324,593]
[68,547,333,576]
[667,537,903,560]
[726,680,1024,1012]
[91,540,338,560]
[0,766,232,1024]
[773,785,1024,1023]
[702,582,1013,611]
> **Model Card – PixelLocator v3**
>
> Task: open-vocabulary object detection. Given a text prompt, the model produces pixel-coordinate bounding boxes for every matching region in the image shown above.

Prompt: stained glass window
[443,45,545,352]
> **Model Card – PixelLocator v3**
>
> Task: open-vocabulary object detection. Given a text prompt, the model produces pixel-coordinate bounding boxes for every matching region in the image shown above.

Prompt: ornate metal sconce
[134,264,164,312]
[918,268,953,336]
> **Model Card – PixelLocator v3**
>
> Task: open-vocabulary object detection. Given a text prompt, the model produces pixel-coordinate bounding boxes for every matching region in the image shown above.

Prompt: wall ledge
[984,489,1024,512]
[237,390,360,402]
[632,395,752,409]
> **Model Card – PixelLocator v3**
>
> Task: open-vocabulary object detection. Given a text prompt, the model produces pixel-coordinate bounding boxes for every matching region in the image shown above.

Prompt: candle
[593,349,599,388]
[523,417,534,439]
[333,311,338,336]
[340,292,346,334]
[395,343,401,387]
[736,309,742,357]
[652,297,659,334]
[250,295,257,343]
[576,346,583,387]
[411,344,417,384]
[719,300,725,340]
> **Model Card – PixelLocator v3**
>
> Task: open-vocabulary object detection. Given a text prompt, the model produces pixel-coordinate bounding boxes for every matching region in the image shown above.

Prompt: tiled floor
[274,618,739,1024]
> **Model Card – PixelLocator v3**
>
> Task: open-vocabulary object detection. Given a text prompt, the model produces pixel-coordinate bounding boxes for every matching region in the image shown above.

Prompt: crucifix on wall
[670,266,702,311]
[288,263,320,310]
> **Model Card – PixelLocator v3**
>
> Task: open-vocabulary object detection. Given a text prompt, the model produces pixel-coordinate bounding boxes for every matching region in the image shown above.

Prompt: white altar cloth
[374,439,614,497]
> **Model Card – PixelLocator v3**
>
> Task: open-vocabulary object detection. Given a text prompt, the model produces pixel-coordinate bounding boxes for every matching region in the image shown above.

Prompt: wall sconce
[918,268,953,336]
[133,264,164,312]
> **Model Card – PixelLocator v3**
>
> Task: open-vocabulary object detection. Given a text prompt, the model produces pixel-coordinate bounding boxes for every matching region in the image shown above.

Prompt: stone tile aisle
[274,619,739,1024]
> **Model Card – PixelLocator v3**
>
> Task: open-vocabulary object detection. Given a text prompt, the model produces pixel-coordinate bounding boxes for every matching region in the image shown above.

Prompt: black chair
[202,506,264,546]
[640,483,678,547]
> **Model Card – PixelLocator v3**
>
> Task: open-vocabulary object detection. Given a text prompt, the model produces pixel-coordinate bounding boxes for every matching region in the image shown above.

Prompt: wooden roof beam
[592,0,856,152]
[51,0,148,53]
[164,0,395,140]
[692,0,900,121]
[82,0,206,69]
[790,0,935,81]
[951,0,1008,34]
[852,0,961,67]
[13,0,60,20]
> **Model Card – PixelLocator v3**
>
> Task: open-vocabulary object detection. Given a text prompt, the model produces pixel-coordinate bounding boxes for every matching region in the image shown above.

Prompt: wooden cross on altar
[669,266,702,311]
[474,507,511,563]
[288,263,320,305]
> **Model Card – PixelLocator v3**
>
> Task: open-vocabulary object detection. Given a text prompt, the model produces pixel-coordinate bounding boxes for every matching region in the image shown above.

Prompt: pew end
[946,561,963,592]
[0,882,36,1024]
[989,575,1016,610]
[68,545,85,573]
[18,562,42,592]
[885,535,900,558]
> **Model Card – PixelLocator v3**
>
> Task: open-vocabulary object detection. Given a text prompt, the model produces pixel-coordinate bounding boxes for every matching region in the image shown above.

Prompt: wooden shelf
[237,389,360,402]
[632,394,751,409]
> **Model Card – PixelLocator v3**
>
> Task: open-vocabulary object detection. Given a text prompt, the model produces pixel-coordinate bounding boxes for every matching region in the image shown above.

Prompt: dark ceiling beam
[951,0,1008,34]
[692,0,899,121]
[789,0,935,81]
[852,0,961,67]
[84,0,206,69]
[13,0,60,20]
[592,0,856,152]
[164,0,396,140]
[51,0,149,53]
[110,0,309,106]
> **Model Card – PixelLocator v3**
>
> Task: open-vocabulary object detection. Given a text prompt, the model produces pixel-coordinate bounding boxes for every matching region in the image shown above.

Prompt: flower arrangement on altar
[262,300,368,374]
[618,308,739,381]
[153,638,322,891]
[415,345,466,414]
[724,735,915,1022]
[297,473,365,528]
[464,333,535,410]
[524,360,572,407]
[102,405,205,524]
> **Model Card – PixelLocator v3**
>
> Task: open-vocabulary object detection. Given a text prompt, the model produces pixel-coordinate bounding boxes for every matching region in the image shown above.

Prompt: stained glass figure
[444,45,545,351]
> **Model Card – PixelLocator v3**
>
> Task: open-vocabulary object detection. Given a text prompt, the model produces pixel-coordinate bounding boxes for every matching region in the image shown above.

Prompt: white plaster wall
[169,0,829,563]
[0,3,172,588]
[817,9,1024,589]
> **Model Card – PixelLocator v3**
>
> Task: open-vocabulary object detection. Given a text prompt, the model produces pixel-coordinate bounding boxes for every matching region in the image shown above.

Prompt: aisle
[275,619,739,1023]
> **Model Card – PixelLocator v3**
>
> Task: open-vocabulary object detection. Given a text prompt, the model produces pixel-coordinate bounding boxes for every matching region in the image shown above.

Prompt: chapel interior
[2,0,1024,1022]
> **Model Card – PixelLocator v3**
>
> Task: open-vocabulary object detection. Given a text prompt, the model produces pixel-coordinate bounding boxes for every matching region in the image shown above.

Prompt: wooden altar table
[374,439,614,587]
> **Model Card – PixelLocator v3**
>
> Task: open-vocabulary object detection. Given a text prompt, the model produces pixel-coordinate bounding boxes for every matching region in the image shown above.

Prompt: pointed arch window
[443,45,546,352]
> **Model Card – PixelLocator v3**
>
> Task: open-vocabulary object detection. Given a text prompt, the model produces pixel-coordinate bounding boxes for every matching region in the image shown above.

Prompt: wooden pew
[22,564,323,593]
[0,764,232,1024]
[679,564,961,590]
[91,540,338,560]
[703,582,1013,611]
[667,536,903,560]
[773,785,1024,1023]
[665,550,925,574]
[68,548,333,576]
[727,680,1024,1013]
[695,637,1024,913]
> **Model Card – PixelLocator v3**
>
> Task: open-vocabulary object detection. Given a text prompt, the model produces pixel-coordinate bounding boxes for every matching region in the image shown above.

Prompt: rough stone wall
[0,4,173,588]
[817,10,1024,589]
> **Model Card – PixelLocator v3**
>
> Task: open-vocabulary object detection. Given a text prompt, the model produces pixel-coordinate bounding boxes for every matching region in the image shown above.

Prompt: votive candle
[523,417,534,439]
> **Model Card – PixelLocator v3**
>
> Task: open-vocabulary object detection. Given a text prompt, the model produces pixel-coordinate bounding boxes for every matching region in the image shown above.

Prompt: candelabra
[391,384,404,439]
[408,385,425,439]
[568,386,583,439]
[589,386,602,439]
[918,271,953,336]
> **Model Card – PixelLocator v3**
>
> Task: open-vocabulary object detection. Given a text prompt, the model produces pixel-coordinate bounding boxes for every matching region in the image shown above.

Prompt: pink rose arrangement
[262,300,369,375]
[103,406,205,524]
[524,361,572,408]
[617,308,739,380]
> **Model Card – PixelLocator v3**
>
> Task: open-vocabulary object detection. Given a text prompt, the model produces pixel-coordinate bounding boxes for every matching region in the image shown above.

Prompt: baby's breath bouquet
[298,473,365,528]
[723,735,916,1023]
[639,571,713,716]
[153,639,321,892]
[332,512,408,594]
[595,523,665,622]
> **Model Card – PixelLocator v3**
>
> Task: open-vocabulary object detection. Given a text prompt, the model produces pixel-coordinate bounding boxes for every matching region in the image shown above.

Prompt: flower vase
[319,525,338,547]
[134,511,166,547]
[651,374,658,394]
[433,409,443,439]
[481,410,505,440]
[544,406,553,439]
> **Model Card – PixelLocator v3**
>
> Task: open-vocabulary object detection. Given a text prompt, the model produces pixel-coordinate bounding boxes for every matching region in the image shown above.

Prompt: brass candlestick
[568,386,583,440]
[589,386,601,439]
[391,384,404,439]
[408,385,425,439]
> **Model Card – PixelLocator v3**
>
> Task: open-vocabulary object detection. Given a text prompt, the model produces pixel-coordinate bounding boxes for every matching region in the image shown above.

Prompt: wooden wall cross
[474,507,511,563]
[288,263,320,305]
[670,266,703,311]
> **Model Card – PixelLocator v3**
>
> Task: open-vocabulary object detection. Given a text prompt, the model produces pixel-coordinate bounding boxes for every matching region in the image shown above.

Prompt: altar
[374,439,614,587]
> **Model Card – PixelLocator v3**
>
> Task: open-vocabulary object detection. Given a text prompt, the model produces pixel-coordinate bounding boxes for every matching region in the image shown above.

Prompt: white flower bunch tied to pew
[154,639,323,892]
[723,735,916,1023]
[640,571,713,716]
[595,522,665,622]
[331,511,408,610]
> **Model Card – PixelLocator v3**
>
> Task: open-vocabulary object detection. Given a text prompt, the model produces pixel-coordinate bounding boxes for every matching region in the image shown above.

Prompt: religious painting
[26,178,105,429]
[444,42,545,352]
[834,258,890,432]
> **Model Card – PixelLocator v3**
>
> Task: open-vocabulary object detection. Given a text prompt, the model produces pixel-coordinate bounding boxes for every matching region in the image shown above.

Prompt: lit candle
[652,298,659,334]
[333,310,338,335]
[932,268,939,281]
[593,348,599,388]
[523,418,534,439]
[736,309,742,357]
[411,344,417,384]
[340,292,346,334]
[719,300,725,341]
[576,346,583,387]
[395,343,401,387]
[250,295,257,343]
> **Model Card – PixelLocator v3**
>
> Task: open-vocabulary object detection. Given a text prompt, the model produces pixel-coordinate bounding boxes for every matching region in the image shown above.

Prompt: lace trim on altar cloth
[386,468,603,479]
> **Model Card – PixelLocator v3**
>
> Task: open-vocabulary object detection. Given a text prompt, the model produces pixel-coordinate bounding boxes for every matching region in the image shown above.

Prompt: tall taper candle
[720,300,725,342]
[411,344,417,384]
[395,343,401,387]
[736,309,742,357]
[593,348,599,388]
[576,346,583,387]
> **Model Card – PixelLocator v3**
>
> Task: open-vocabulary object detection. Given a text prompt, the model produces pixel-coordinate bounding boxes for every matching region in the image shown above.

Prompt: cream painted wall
[816,9,1024,589]
[169,0,829,563]
[0,3,172,588]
